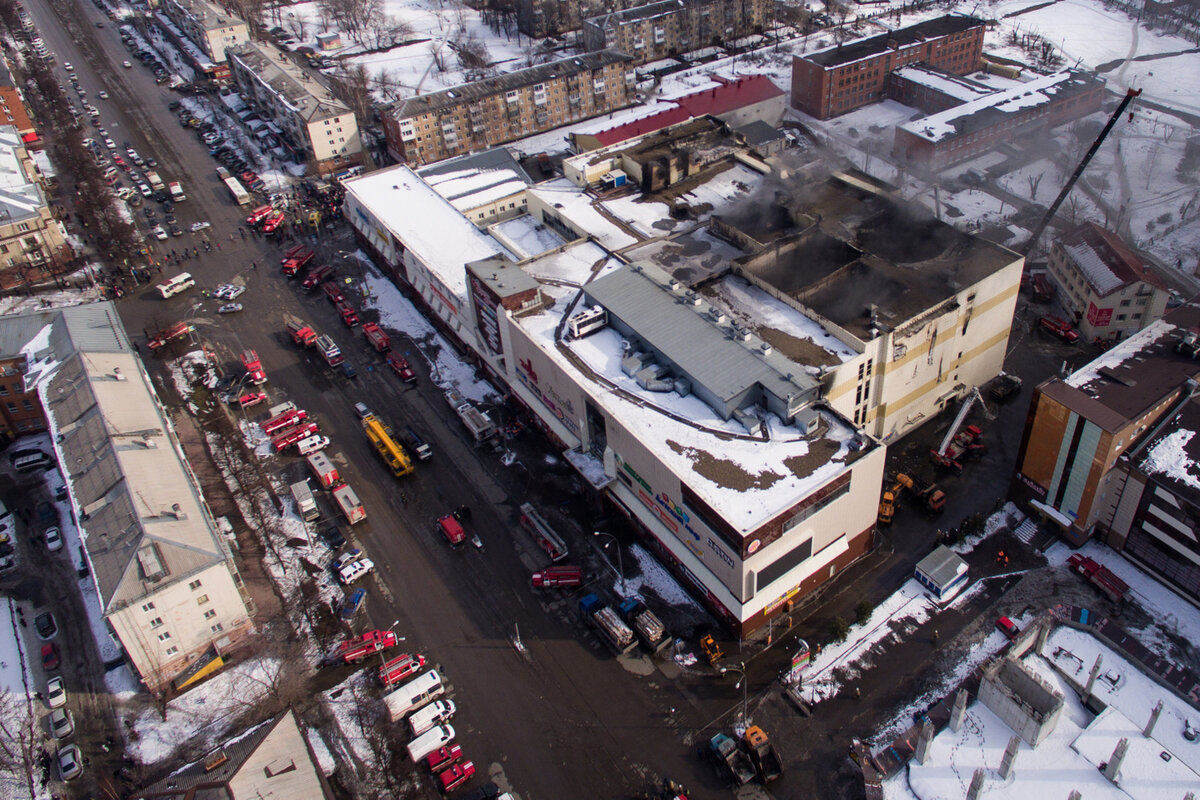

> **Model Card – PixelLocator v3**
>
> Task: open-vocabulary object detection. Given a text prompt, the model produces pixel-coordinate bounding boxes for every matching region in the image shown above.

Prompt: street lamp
[593,531,625,594]
[720,662,749,730]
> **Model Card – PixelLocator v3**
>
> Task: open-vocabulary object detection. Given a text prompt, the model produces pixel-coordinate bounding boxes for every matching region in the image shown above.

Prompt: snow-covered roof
[1057,223,1164,298]
[227,41,349,123]
[0,125,46,222]
[527,180,639,251]
[343,165,512,299]
[514,278,870,534]
[890,65,999,102]
[900,70,1106,144]
[803,14,985,69]
[903,624,1200,799]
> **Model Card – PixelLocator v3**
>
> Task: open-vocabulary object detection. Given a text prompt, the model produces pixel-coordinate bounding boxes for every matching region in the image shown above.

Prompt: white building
[226,41,362,175]
[343,130,1018,632]
[23,303,255,693]
[159,0,248,63]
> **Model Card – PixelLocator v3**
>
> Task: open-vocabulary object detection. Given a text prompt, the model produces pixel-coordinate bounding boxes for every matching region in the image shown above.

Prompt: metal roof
[583,261,819,412]
[915,544,967,588]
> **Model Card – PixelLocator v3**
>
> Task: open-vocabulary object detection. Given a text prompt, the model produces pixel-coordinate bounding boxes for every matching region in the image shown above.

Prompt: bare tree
[329,63,375,127]
[318,0,384,46]
[456,31,491,70]
[1027,172,1044,200]
[0,689,38,799]
[429,40,447,72]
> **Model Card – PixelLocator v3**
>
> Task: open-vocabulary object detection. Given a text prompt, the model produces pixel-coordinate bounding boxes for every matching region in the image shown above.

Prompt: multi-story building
[344,127,1020,631]
[893,69,1106,170]
[0,346,48,441]
[14,303,257,694]
[582,0,774,64]
[516,0,645,38]
[0,63,37,143]
[0,126,69,292]
[159,0,248,63]
[382,50,634,167]
[1045,222,1168,345]
[226,42,363,175]
[791,14,985,120]
[1011,303,1200,547]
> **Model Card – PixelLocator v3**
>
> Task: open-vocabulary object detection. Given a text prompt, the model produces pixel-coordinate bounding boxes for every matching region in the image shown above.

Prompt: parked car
[218,303,243,314]
[340,588,367,619]
[49,708,74,739]
[35,612,57,640]
[214,284,245,300]
[190,221,212,232]
[57,744,82,780]
[41,643,60,671]
[341,361,357,379]
[44,527,63,552]
[45,676,66,708]
[995,616,1020,640]
[322,526,346,549]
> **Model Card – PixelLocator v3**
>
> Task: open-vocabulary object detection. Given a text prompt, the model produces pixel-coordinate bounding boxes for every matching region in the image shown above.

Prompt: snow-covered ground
[128,658,281,763]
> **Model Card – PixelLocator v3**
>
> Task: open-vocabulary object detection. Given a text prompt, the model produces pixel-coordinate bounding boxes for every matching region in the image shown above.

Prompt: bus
[157,272,195,299]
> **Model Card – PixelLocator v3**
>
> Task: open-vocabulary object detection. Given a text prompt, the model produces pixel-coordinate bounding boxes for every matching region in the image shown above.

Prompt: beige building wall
[304,113,362,164]
[106,561,253,691]
[823,258,1023,442]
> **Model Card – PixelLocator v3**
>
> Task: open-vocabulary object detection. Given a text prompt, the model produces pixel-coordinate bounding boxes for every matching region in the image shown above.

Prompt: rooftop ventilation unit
[567,306,608,340]
[170,503,188,520]
[636,362,672,392]
[112,367,127,381]
[760,342,773,356]
[673,377,691,397]
[136,543,167,582]
[710,309,727,324]
[794,407,822,436]
[737,327,752,342]
[622,350,650,377]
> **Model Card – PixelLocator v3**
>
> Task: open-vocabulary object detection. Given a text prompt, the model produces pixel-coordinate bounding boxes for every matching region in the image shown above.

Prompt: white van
[267,400,297,418]
[296,434,329,456]
[12,450,53,472]
[406,724,455,763]
[156,272,195,299]
[389,670,444,719]
[408,699,456,737]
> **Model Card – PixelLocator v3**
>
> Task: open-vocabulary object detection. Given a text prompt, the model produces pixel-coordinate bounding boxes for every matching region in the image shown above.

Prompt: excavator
[878,473,946,525]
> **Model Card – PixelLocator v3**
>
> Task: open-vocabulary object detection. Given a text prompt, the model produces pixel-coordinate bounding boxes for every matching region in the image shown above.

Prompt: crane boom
[1022,88,1141,256]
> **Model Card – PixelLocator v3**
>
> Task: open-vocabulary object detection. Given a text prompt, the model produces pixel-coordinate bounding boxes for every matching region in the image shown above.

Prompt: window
[189,579,203,590]
[165,645,179,655]
[149,617,164,628]
[21,400,31,411]
[204,609,217,619]
[142,601,156,612]
[211,623,224,633]
[157,631,171,641]
[197,594,209,605]
[5,403,14,413]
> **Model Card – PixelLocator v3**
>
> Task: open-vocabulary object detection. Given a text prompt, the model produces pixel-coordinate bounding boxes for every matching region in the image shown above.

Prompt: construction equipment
[930,388,990,471]
[362,413,415,478]
[699,634,724,665]
[742,726,783,782]
[878,474,946,525]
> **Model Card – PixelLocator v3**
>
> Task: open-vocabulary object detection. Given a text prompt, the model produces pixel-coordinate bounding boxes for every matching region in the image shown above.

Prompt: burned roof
[733,172,1020,338]
[1133,395,1200,507]
[389,50,632,119]
[802,14,985,69]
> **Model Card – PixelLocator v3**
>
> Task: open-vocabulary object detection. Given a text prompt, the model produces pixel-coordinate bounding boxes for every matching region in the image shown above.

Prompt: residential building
[1011,303,1200,546]
[344,134,1019,632]
[158,0,248,63]
[569,74,786,152]
[21,303,256,693]
[791,14,986,120]
[0,126,70,292]
[0,62,37,144]
[1045,222,1169,344]
[226,42,363,175]
[381,50,634,167]
[417,148,535,227]
[893,69,1106,170]
[0,342,48,440]
[136,710,333,800]
[582,0,774,65]
[516,0,645,38]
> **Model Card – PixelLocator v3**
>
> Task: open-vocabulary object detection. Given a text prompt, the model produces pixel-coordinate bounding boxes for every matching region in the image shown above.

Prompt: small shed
[735,121,787,157]
[316,32,342,51]
[914,545,968,601]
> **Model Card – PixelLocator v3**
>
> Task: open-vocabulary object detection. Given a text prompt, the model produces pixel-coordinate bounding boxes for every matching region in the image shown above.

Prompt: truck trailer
[333,483,366,524]
[579,593,637,655]
[290,479,319,522]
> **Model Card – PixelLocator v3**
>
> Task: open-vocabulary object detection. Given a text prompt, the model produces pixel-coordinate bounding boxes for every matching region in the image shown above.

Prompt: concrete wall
[978,656,1064,747]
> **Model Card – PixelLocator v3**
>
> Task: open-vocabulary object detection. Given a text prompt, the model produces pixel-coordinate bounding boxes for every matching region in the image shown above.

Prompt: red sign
[1087,302,1113,327]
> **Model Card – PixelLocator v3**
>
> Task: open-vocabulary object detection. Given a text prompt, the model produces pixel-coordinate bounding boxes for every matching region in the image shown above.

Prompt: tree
[1027,172,1044,200]
[830,615,849,642]
[318,0,384,46]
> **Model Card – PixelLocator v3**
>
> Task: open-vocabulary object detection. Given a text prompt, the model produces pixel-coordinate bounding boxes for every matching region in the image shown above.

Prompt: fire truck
[240,349,267,384]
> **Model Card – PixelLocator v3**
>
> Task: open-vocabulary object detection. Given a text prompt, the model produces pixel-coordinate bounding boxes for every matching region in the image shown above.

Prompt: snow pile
[129,658,281,764]
[616,543,700,607]
[1141,428,1200,490]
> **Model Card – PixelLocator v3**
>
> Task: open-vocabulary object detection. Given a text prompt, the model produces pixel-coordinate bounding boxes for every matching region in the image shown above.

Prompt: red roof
[590,75,783,148]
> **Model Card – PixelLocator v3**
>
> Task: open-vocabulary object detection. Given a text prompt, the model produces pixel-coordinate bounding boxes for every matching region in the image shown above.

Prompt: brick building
[893,69,1106,170]
[0,126,70,292]
[382,51,634,167]
[582,0,774,65]
[790,14,985,120]
[1046,223,1168,345]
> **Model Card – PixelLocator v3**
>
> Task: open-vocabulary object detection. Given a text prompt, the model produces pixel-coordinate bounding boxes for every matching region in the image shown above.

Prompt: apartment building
[0,304,255,694]
[226,42,362,175]
[159,0,248,63]
[582,0,774,64]
[516,0,644,38]
[382,50,634,167]
[1011,303,1200,546]
[791,14,985,120]
[0,349,46,440]
[893,69,1105,171]
[0,126,69,292]
[1046,222,1169,345]
[0,63,36,143]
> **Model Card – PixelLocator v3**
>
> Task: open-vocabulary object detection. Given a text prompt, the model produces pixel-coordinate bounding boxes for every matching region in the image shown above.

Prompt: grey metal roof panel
[417,146,534,185]
[583,262,818,406]
[915,544,967,587]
